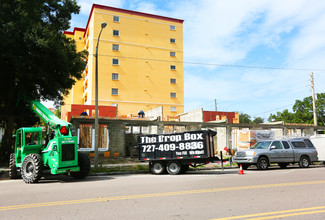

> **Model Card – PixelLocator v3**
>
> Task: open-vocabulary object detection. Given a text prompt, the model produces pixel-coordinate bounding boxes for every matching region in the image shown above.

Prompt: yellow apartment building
[62,4,184,120]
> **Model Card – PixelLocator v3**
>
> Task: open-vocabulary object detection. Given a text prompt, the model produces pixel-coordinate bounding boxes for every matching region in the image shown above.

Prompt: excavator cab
[14,127,43,166]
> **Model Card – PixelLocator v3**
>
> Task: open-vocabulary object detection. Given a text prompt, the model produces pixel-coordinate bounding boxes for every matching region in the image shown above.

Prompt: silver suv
[233,138,318,170]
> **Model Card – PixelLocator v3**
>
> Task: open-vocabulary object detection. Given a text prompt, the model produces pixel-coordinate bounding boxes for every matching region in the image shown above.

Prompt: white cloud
[172,0,325,115]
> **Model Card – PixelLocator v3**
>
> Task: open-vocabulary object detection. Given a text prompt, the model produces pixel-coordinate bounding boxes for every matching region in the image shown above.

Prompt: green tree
[239,113,251,124]
[0,0,87,162]
[252,117,264,124]
[268,93,325,125]
[269,109,294,122]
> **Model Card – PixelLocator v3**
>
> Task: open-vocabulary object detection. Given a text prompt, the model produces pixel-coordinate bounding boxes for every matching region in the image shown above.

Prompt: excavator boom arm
[30,101,70,130]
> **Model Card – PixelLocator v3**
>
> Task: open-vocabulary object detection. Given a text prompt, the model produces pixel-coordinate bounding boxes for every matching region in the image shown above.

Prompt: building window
[112,44,119,51]
[170,51,176,57]
[112,73,119,80]
[170,65,176,70]
[171,106,176,112]
[170,92,176,98]
[170,38,175,43]
[112,88,119,95]
[113,16,119,22]
[170,78,176,84]
[112,58,119,65]
[170,25,176,30]
[113,30,119,36]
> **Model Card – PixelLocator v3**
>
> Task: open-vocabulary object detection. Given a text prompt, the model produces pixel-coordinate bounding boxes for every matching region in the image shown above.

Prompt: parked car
[233,138,318,170]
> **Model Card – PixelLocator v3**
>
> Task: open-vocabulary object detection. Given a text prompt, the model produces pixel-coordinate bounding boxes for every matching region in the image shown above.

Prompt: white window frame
[170,51,176,57]
[112,88,119,95]
[113,16,119,22]
[170,38,176,43]
[77,127,109,151]
[170,78,176,84]
[112,73,119,80]
[112,58,119,65]
[170,92,176,98]
[113,30,119,36]
[170,25,176,30]
[171,106,177,112]
[133,126,140,134]
[170,65,176,70]
[112,44,119,51]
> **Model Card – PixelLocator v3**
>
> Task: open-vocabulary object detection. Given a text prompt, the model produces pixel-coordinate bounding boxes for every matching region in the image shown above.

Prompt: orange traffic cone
[238,164,245,175]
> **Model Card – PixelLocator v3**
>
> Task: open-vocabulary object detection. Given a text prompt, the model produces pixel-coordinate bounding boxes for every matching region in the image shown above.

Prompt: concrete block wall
[70,117,323,159]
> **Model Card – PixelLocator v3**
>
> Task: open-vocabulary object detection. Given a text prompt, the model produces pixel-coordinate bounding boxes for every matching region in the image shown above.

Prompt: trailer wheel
[257,157,269,170]
[299,156,310,168]
[70,152,90,179]
[167,161,181,175]
[150,161,166,175]
[22,154,43,184]
[9,153,18,179]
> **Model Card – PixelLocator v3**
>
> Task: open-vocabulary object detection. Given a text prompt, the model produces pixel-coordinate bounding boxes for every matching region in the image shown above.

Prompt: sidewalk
[0,163,150,179]
[0,168,9,179]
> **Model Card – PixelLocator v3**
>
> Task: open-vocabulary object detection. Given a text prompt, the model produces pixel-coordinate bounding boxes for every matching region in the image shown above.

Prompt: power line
[91,53,325,117]
[92,53,325,72]
[252,104,294,117]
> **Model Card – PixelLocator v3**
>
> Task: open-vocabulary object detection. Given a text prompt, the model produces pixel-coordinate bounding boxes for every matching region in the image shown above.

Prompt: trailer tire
[257,157,269,170]
[150,161,166,175]
[71,152,90,179]
[9,153,18,179]
[167,161,181,175]
[299,156,310,168]
[22,154,43,184]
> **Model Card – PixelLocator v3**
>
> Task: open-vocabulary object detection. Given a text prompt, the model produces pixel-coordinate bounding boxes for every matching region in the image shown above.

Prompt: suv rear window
[291,141,307,148]
[304,139,315,148]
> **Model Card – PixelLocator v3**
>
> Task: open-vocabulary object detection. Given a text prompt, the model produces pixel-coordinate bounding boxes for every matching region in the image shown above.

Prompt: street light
[94,22,107,169]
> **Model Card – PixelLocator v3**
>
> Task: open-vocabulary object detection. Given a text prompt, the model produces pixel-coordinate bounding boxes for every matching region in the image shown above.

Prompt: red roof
[83,4,184,37]
[64,27,86,35]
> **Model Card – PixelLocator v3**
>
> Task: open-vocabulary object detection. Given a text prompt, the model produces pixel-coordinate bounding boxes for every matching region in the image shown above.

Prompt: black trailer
[138,130,220,175]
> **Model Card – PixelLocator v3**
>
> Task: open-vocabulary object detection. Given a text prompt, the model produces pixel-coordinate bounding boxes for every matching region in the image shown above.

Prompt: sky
[67,0,325,121]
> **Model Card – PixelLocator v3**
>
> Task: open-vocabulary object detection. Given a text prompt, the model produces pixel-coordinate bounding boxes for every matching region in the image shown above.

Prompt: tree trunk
[0,116,15,163]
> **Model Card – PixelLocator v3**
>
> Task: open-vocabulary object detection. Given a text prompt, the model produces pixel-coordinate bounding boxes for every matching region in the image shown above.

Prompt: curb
[0,164,237,180]
[0,169,9,179]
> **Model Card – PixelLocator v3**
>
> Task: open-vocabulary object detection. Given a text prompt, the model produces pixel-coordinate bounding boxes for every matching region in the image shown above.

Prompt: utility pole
[214,99,217,112]
[311,72,317,126]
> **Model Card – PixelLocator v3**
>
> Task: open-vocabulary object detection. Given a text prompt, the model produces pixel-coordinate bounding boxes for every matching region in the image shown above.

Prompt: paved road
[1,166,325,220]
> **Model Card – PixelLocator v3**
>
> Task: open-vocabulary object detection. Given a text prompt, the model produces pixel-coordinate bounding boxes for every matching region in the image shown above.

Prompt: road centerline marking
[212,205,325,220]
[1,180,325,211]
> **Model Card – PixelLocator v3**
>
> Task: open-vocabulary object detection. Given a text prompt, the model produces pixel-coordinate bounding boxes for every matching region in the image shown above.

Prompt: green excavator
[9,101,90,183]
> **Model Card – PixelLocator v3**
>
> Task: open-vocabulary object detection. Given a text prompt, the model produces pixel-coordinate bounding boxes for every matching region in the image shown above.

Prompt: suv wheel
[257,157,269,170]
[299,156,310,168]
